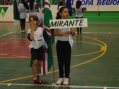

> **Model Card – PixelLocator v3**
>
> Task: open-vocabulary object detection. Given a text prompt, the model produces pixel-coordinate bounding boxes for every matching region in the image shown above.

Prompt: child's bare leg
[36,60,41,75]
[32,60,37,78]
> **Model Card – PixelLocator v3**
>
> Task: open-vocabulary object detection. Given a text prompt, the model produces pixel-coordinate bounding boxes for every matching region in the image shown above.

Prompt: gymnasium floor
[0,23,119,89]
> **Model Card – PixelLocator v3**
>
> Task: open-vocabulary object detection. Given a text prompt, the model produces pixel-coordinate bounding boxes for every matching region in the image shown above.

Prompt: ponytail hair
[56,12,61,19]
[30,0,34,10]
[21,0,29,10]
[56,6,68,19]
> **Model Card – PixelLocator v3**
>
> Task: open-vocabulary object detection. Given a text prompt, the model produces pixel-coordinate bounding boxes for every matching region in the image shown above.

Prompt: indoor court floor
[0,23,119,89]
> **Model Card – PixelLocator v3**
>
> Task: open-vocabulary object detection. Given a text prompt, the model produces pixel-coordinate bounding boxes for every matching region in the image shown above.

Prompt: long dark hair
[57,1,64,10]
[56,6,68,19]
[76,1,82,9]
[29,0,34,10]
[21,0,29,10]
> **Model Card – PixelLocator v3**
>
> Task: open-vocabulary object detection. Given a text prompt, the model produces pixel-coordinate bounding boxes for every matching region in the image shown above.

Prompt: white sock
[34,78,37,80]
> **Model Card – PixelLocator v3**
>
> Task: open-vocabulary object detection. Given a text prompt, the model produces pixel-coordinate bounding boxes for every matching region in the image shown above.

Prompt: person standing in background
[75,0,84,35]
[29,0,39,16]
[57,1,65,10]
[0,0,4,5]
[4,0,10,5]
[66,0,72,16]
[19,0,29,33]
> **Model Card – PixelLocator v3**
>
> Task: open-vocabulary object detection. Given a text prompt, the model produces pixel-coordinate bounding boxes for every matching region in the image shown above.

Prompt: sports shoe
[37,75,39,79]
[21,30,25,33]
[63,78,70,85]
[77,32,79,35]
[34,77,42,84]
[56,78,64,85]
[79,32,82,35]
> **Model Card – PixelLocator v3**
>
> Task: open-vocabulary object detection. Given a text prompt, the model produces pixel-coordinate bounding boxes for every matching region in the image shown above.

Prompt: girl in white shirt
[19,0,29,33]
[27,15,44,84]
[54,6,75,85]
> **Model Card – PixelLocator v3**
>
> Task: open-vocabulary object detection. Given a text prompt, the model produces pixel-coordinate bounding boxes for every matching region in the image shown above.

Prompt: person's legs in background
[20,19,26,33]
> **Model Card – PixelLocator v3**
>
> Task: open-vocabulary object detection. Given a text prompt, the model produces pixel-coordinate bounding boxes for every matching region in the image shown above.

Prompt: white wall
[0,5,58,22]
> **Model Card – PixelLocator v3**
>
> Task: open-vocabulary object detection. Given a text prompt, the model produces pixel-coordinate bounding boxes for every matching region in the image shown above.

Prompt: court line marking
[7,83,12,86]
[83,32,119,34]
[68,36,107,70]
[0,83,119,89]
[0,43,7,45]
[0,53,8,55]
[0,32,13,37]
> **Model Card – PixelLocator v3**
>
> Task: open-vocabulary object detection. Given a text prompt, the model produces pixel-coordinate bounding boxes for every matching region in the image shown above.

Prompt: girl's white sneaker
[63,78,70,85]
[56,78,64,85]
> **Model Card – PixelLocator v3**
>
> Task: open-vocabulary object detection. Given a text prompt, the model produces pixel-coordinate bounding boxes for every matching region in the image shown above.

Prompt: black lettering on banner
[75,20,79,26]
[57,21,60,27]
[63,20,68,26]
[79,19,83,26]
[69,20,75,26]
[59,21,63,27]
[50,21,57,27]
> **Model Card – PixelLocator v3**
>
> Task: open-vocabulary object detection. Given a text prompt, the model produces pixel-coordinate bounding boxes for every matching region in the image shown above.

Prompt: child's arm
[29,22,35,40]
[82,7,86,13]
[29,30,34,40]
[70,28,75,36]
[54,29,71,36]
[27,29,34,41]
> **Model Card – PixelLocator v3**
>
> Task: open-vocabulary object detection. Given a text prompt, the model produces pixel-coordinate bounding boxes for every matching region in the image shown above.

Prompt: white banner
[71,0,119,11]
[50,18,88,29]
[71,0,119,6]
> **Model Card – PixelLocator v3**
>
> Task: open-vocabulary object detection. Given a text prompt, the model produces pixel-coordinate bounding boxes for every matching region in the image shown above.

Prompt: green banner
[0,7,8,17]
